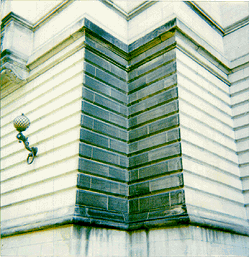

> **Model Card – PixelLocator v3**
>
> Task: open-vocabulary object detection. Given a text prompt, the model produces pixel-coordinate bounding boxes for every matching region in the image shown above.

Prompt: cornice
[0,66,23,83]
[126,1,157,21]
[0,65,26,99]
[186,1,249,37]
[33,0,74,30]
[3,16,232,83]
[185,1,224,35]
[1,13,246,100]
[1,0,157,32]
[1,50,29,77]
[62,0,157,22]
[224,15,249,35]
[0,50,29,98]
[2,1,249,36]
[98,0,128,19]
[1,12,33,31]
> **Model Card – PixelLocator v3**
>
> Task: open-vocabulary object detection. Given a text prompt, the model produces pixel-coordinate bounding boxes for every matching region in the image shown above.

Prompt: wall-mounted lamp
[13,114,38,164]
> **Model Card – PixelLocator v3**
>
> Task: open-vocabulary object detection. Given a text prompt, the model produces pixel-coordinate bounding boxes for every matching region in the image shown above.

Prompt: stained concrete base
[2,225,249,256]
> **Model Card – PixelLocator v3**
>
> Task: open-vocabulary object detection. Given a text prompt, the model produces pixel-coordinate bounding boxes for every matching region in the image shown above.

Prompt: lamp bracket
[17,132,38,164]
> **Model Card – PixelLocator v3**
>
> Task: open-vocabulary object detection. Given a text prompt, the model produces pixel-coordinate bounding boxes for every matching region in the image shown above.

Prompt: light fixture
[13,114,38,164]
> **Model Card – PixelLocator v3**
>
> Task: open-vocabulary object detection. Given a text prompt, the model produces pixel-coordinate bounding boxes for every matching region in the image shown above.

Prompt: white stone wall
[1,35,85,234]
[1,225,129,256]
[220,2,249,28]
[130,226,249,257]
[177,45,247,226]
[2,225,249,256]
[230,66,249,219]
[224,13,249,220]
[175,24,249,227]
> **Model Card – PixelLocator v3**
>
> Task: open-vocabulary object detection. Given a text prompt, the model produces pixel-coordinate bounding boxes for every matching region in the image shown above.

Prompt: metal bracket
[17,132,38,164]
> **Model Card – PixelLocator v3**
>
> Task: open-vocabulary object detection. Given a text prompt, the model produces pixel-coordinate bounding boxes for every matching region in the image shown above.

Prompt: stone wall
[1,0,249,255]
[128,32,185,228]
[176,39,247,233]
[230,65,249,221]
[2,224,249,256]
[2,13,249,235]
[1,27,84,235]
[77,29,129,227]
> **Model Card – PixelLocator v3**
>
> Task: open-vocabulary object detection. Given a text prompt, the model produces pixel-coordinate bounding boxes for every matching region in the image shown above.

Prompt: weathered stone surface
[81,114,128,141]
[84,18,128,52]
[129,35,176,67]
[84,50,127,80]
[129,114,179,142]
[128,18,177,52]
[139,192,170,212]
[129,100,179,129]
[85,207,127,223]
[82,101,127,128]
[84,75,127,104]
[129,173,183,198]
[129,157,183,182]
[128,73,177,105]
[108,196,128,213]
[80,128,127,154]
[129,143,181,168]
[129,88,178,117]
[78,29,183,230]
[78,158,127,182]
[128,51,176,80]
[129,182,150,197]
[80,128,109,148]
[82,87,127,116]
[76,190,108,210]
[129,128,180,154]
[85,35,128,67]
[128,62,177,93]
[77,173,128,196]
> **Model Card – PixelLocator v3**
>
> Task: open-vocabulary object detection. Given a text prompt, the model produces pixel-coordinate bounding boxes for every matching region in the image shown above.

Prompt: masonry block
[76,190,108,210]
